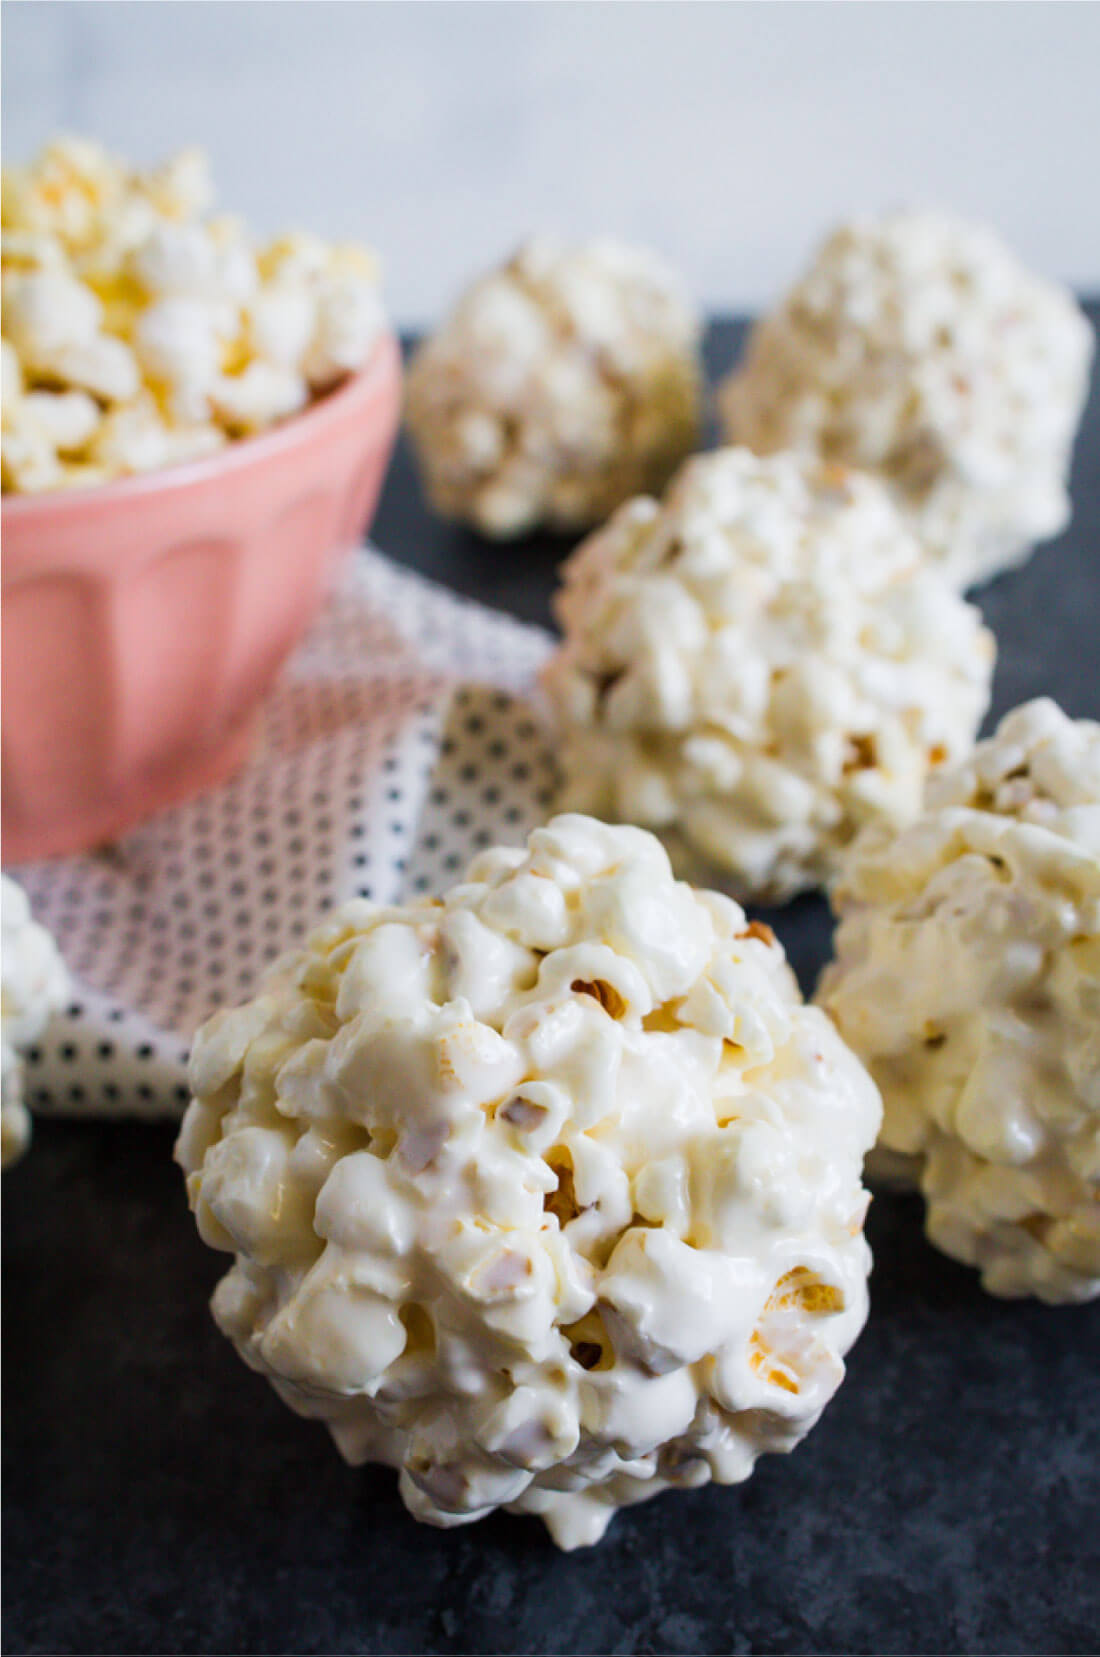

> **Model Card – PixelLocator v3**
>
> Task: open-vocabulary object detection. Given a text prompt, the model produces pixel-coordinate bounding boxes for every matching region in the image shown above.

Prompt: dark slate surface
[4,313,1099,1656]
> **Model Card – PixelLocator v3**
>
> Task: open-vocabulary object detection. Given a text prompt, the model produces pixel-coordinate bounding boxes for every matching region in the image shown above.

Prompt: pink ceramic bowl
[2,332,402,863]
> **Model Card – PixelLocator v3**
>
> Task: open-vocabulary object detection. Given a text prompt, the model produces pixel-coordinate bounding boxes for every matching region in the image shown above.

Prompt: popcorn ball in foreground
[405,237,701,537]
[1,875,69,1168]
[177,816,880,1548]
[818,701,1100,1304]
[719,211,1094,588]
[542,448,995,903]
[1,137,386,492]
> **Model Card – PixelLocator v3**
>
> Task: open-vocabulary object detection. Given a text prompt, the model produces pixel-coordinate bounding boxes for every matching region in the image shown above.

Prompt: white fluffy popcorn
[130,219,257,311]
[2,875,70,1169]
[132,295,225,424]
[2,335,22,401]
[304,275,387,390]
[720,211,1094,588]
[209,360,309,434]
[20,388,101,452]
[542,448,995,902]
[88,395,226,477]
[2,137,387,492]
[2,400,65,494]
[2,266,141,406]
[143,146,215,225]
[818,700,1100,1304]
[246,283,318,371]
[176,815,880,1549]
[1,136,132,249]
[1,384,106,494]
[2,267,103,363]
[405,236,702,537]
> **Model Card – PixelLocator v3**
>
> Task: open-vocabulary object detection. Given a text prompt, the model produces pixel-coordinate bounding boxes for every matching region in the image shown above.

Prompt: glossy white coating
[1,875,69,1169]
[720,211,1094,588]
[819,700,1100,1302]
[542,447,994,902]
[177,815,880,1547]
[405,236,701,537]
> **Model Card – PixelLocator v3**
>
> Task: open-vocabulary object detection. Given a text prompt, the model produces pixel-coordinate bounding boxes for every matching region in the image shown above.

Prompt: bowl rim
[1,328,402,519]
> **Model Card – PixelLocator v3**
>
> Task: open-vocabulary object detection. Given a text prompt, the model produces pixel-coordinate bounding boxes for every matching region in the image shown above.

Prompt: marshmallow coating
[542,447,995,902]
[177,815,881,1548]
[405,237,702,537]
[818,700,1100,1303]
[720,211,1094,588]
[1,875,69,1168]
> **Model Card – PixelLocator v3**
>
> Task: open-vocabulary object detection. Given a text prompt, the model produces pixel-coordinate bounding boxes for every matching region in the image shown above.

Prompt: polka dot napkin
[10,549,555,1122]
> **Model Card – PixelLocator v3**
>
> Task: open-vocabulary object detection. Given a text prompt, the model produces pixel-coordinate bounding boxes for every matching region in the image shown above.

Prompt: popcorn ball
[541,448,995,903]
[818,701,1100,1304]
[719,212,1094,588]
[405,236,702,537]
[2,875,69,1169]
[1,137,386,492]
[177,815,880,1548]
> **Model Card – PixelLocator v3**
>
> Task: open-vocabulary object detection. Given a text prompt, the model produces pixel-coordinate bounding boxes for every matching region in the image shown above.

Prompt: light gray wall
[4,1,1098,327]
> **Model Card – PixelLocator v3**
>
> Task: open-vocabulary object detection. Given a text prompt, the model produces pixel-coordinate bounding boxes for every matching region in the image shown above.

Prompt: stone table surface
[4,315,1099,1656]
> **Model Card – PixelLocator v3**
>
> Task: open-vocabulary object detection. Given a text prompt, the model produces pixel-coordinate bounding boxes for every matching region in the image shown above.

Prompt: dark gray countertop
[4,315,1099,1656]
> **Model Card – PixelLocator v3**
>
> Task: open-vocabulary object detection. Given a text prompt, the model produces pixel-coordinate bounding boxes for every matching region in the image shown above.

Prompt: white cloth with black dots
[8,549,555,1123]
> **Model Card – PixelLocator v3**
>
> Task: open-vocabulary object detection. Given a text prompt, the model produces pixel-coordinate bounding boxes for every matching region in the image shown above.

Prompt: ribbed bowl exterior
[2,333,402,862]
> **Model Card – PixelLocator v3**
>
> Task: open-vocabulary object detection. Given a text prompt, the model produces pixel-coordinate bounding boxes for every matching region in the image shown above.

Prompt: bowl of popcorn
[2,139,402,863]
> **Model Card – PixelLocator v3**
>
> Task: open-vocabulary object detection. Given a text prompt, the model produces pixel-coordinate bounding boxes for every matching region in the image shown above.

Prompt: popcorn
[817,700,1100,1303]
[2,268,104,365]
[0,420,62,494]
[246,284,318,371]
[128,219,258,323]
[0,386,104,492]
[720,211,1094,588]
[405,236,702,537]
[46,335,142,404]
[249,239,383,393]
[133,295,224,423]
[131,222,224,300]
[1,335,22,402]
[2,265,140,404]
[2,875,69,1169]
[1,137,128,250]
[21,388,101,452]
[541,447,995,902]
[72,201,161,288]
[303,269,387,391]
[142,146,215,224]
[2,138,387,493]
[209,361,309,434]
[257,231,333,287]
[177,814,881,1548]
[87,395,225,477]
